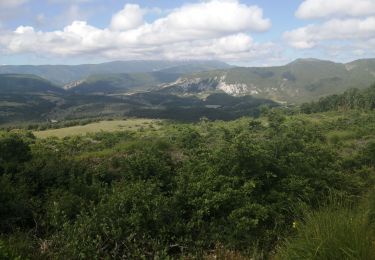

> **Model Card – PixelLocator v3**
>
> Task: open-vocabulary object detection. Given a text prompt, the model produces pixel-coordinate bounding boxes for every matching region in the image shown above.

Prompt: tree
[0,134,31,174]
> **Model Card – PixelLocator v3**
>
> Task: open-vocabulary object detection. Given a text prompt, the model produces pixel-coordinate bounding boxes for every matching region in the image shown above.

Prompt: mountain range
[159,58,375,103]
[1,58,375,125]
[0,73,275,125]
[0,60,231,85]
[2,58,375,103]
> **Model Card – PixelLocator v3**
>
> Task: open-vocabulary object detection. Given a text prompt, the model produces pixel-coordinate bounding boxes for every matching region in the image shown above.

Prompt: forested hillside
[301,84,375,113]
[0,60,230,85]
[68,72,181,94]
[2,59,375,127]
[0,73,277,126]
[1,100,375,258]
[162,58,375,103]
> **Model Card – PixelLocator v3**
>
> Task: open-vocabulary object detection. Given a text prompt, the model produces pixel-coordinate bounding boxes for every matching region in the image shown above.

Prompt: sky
[0,0,374,66]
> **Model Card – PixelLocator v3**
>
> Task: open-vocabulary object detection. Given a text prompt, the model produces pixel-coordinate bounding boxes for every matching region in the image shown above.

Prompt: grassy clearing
[0,101,25,107]
[33,119,162,138]
[326,130,360,144]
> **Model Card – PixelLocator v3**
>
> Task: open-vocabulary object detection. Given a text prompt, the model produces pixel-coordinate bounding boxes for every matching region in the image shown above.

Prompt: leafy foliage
[0,107,374,258]
[301,84,375,113]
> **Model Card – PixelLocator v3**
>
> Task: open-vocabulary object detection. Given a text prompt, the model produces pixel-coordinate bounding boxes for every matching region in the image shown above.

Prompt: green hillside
[0,74,65,124]
[163,58,375,103]
[3,58,374,104]
[0,60,230,85]
[0,74,63,94]
[2,58,375,126]
[69,72,181,94]
[0,73,276,126]
[301,84,375,113]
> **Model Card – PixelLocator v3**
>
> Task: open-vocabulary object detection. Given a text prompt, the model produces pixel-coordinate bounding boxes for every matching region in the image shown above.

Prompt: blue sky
[0,0,374,66]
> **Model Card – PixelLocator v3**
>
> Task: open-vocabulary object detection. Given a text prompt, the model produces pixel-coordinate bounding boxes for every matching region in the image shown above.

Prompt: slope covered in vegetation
[0,73,276,126]
[1,101,375,258]
[163,58,375,103]
[301,84,375,113]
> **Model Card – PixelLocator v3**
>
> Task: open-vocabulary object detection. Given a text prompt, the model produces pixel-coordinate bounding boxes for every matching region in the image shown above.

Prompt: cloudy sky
[0,0,374,66]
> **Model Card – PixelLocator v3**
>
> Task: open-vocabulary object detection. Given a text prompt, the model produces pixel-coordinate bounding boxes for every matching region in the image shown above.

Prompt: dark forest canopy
[301,84,375,113]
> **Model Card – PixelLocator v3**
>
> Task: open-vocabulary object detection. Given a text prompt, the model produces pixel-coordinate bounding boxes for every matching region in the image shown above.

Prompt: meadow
[33,118,162,138]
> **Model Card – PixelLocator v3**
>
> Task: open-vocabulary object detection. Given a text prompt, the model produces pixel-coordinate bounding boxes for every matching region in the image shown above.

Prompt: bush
[1,111,375,258]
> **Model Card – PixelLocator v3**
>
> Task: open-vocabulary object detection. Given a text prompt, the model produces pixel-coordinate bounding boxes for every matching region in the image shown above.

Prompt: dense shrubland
[301,84,375,113]
[1,105,375,258]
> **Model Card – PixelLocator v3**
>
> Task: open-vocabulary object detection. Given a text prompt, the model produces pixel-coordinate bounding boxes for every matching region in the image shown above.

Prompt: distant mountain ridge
[160,58,375,103]
[0,74,63,94]
[66,71,181,94]
[64,58,375,100]
[1,58,375,125]
[0,74,66,124]
[0,60,231,85]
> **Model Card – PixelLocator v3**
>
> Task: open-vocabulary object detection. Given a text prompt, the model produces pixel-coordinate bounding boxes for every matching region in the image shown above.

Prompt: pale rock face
[345,64,356,71]
[217,81,249,95]
[64,80,85,90]
[250,89,259,95]
[166,74,262,96]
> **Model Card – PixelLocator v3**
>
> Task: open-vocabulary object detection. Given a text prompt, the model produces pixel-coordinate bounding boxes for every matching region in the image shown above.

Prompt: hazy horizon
[1,56,375,67]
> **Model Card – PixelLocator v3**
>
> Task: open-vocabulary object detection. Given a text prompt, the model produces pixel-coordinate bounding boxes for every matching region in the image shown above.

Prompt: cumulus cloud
[296,0,375,19]
[284,17,375,49]
[286,0,375,53]
[154,0,270,33]
[110,4,145,31]
[0,0,274,62]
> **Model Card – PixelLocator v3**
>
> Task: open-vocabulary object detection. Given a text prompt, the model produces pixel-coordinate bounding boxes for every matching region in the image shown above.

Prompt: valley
[1,58,375,127]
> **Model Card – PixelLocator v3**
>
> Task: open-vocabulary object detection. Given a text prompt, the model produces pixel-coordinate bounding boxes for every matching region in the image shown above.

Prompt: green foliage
[51,182,173,259]
[301,84,375,113]
[0,109,375,258]
[0,133,32,169]
[361,140,375,167]
[0,175,32,232]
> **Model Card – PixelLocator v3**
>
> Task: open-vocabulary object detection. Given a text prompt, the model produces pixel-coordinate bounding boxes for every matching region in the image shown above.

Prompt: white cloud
[0,0,274,62]
[296,0,375,19]
[286,0,375,55]
[110,4,145,31]
[1,22,112,55]
[353,49,365,56]
[285,16,375,49]
[157,0,270,33]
